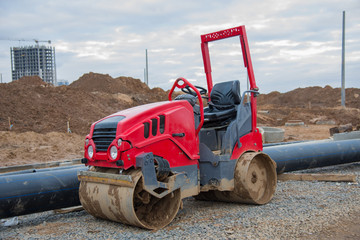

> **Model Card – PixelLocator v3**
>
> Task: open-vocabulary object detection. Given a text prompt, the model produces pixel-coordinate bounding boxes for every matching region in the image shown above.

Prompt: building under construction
[10,45,57,85]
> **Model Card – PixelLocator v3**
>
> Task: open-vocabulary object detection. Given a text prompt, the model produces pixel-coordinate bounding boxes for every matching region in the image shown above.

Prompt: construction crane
[4,39,52,79]
[2,38,56,84]
[0,38,51,45]
[34,39,51,45]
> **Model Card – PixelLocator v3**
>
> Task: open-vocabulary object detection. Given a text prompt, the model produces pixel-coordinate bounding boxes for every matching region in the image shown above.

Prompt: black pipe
[263,140,307,147]
[1,139,360,219]
[0,165,85,177]
[0,166,86,219]
[263,139,360,174]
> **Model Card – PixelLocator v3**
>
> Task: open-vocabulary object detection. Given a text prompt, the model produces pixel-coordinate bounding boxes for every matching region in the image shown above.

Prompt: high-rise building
[10,45,57,85]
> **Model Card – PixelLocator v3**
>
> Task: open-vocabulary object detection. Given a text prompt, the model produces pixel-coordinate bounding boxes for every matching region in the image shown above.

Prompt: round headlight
[117,139,122,146]
[88,145,94,159]
[110,146,118,160]
[85,139,89,146]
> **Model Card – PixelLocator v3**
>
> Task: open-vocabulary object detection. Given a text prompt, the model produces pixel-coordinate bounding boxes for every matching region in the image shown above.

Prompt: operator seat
[203,80,241,126]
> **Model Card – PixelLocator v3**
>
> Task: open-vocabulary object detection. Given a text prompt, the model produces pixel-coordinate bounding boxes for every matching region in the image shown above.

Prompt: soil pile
[257,86,360,127]
[69,72,150,94]
[0,74,168,135]
[0,131,84,166]
[69,72,167,102]
[1,74,359,135]
[69,72,115,92]
[258,86,360,109]
[9,76,49,87]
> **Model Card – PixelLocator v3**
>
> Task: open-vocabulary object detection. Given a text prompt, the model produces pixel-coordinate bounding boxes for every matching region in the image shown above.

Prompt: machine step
[78,170,134,188]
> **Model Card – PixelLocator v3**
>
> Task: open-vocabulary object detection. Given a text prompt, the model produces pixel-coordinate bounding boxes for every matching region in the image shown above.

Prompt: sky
[0,0,359,93]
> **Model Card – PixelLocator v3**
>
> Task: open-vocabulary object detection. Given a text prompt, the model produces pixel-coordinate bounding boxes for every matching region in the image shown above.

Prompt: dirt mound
[9,75,48,87]
[70,72,167,102]
[1,80,121,135]
[70,72,151,95]
[257,106,360,127]
[114,76,151,95]
[257,86,360,127]
[1,74,359,136]
[0,74,169,135]
[258,86,360,109]
[0,131,83,166]
[69,72,114,92]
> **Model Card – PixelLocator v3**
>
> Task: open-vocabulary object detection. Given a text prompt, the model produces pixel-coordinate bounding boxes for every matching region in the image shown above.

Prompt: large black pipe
[0,165,86,176]
[1,139,360,219]
[0,166,86,219]
[263,140,307,147]
[263,139,360,173]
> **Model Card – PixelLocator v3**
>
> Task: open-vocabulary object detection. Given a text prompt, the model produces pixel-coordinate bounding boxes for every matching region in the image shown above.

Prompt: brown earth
[307,211,360,240]
[0,73,168,135]
[0,76,359,239]
[258,85,360,109]
[257,86,360,127]
[1,76,358,136]
[0,131,84,167]
[0,74,359,167]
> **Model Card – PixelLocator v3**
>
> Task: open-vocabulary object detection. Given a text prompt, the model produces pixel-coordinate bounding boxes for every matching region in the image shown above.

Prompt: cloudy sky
[0,0,359,93]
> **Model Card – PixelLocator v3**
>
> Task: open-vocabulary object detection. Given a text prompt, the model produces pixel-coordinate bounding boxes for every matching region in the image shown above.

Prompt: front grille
[92,128,117,152]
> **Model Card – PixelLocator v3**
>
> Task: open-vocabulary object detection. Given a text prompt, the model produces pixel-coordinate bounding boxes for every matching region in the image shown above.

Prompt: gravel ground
[1,162,359,239]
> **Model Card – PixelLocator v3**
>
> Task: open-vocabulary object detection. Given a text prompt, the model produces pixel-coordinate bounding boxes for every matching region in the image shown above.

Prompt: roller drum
[197,152,277,204]
[79,168,181,229]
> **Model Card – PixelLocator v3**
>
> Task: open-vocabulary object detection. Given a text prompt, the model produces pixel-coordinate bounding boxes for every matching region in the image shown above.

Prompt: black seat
[204,80,241,124]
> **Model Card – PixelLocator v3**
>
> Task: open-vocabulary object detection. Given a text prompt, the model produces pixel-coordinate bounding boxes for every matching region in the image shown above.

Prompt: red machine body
[79,25,277,230]
[83,25,262,169]
[84,99,200,169]
[201,25,259,144]
[200,25,262,160]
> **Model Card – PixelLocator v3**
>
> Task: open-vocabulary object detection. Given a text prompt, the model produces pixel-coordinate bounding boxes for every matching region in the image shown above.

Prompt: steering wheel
[168,78,205,135]
[181,85,207,96]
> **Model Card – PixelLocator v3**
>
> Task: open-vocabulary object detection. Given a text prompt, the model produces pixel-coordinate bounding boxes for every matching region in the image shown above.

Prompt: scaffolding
[10,45,57,85]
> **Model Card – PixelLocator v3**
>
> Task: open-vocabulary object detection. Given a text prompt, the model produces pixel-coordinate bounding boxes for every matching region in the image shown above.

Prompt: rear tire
[196,152,277,204]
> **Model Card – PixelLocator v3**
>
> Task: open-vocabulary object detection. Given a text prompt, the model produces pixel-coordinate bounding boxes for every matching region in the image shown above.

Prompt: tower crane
[34,39,51,44]
[0,38,51,45]
[3,38,54,83]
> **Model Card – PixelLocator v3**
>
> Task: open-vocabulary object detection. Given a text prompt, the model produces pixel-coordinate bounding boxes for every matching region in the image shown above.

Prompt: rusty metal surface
[196,152,277,205]
[77,170,134,188]
[79,168,182,229]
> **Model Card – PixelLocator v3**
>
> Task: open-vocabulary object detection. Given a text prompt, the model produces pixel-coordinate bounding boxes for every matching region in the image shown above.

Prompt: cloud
[0,0,359,93]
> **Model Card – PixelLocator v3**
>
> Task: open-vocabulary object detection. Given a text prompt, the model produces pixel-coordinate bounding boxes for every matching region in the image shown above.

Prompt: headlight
[85,139,89,146]
[87,145,94,158]
[117,139,122,146]
[110,146,118,160]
